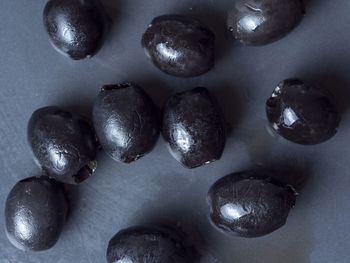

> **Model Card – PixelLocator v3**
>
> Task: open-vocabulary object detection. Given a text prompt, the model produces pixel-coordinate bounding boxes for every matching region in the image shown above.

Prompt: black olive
[27,106,98,184]
[5,176,68,251]
[106,226,193,263]
[266,79,340,145]
[227,0,304,45]
[207,171,297,237]
[93,83,160,163]
[43,0,107,60]
[162,88,225,168]
[142,15,215,77]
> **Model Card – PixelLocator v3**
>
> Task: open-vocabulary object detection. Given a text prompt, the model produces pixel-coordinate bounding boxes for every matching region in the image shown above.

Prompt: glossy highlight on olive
[27,106,98,184]
[43,0,107,60]
[207,171,297,237]
[106,226,193,263]
[227,0,305,45]
[93,83,160,163]
[5,176,68,251]
[162,87,226,168]
[266,79,341,145]
[142,15,215,77]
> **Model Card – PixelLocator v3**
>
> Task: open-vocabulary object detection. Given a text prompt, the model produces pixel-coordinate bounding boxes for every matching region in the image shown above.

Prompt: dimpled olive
[162,88,225,168]
[207,171,296,237]
[93,83,160,163]
[43,0,107,60]
[5,176,68,251]
[106,226,193,263]
[227,0,305,45]
[27,106,98,184]
[142,15,215,77]
[266,79,340,145]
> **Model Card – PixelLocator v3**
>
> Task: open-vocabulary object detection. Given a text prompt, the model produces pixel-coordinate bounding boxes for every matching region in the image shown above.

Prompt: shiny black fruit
[162,88,225,168]
[28,106,98,184]
[227,0,304,45]
[93,83,159,163]
[142,15,215,77]
[106,226,193,263]
[266,79,340,145]
[207,171,296,237]
[5,176,68,251]
[43,0,107,60]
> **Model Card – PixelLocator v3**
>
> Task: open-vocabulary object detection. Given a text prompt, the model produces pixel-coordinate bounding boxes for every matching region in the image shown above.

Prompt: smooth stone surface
[1,0,350,262]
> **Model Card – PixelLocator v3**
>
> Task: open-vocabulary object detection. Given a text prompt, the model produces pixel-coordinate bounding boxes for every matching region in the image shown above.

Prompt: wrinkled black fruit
[162,88,225,168]
[93,83,159,163]
[5,176,68,251]
[142,15,215,77]
[227,0,304,45]
[43,0,107,60]
[28,106,97,184]
[106,226,193,263]
[266,79,340,145]
[207,171,296,237]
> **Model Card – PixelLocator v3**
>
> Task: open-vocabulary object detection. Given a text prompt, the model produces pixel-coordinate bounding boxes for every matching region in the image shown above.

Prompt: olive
[162,88,225,168]
[5,176,68,251]
[93,83,160,163]
[106,226,193,263]
[27,106,98,184]
[266,79,340,145]
[43,0,107,60]
[227,0,304,45]
[207,171,296,237]
[142,15,215,77]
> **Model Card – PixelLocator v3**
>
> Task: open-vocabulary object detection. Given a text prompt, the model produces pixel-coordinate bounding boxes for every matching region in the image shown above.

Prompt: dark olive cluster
[3,0,344,261]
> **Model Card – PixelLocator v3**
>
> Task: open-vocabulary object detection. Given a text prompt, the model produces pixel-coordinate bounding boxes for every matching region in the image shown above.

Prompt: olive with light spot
[266,79,340,145]
[5,176,68,251]
[142,15,215,77]
[27,106,98,184]
[207,170,297,237]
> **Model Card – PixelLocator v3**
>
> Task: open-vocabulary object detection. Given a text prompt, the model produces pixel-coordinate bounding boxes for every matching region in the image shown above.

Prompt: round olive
[93,83,160,163]
[142,15,215,77]
[207,171,296,237]
[43,0,107,60]
[5,176,68,251]
[227,0,305,45]
[162,88,225,168]
[27,106,98,184]
[266,79,340,145]
[106,226,193,263]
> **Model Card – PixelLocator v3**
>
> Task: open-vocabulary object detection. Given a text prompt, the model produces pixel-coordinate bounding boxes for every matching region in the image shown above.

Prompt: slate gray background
[1,0,350,262]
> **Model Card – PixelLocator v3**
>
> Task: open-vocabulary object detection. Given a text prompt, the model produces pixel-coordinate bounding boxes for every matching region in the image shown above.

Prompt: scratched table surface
[1,0,350,262]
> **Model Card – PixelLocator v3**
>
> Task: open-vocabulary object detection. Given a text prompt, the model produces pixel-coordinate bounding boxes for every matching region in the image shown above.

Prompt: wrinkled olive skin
[142,15,215,77]
[162,88,225,168]
[106,226,193,263]
[207,171,296,237]
[93,83,160,163]
[227,0,304,45]
[27,106,98,184]
[5,176,68,251]
[43,0,107,60]
[266,79,340,145]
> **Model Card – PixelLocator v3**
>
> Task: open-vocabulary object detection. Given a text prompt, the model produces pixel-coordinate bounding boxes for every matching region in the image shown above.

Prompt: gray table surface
[1,0,350,262]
